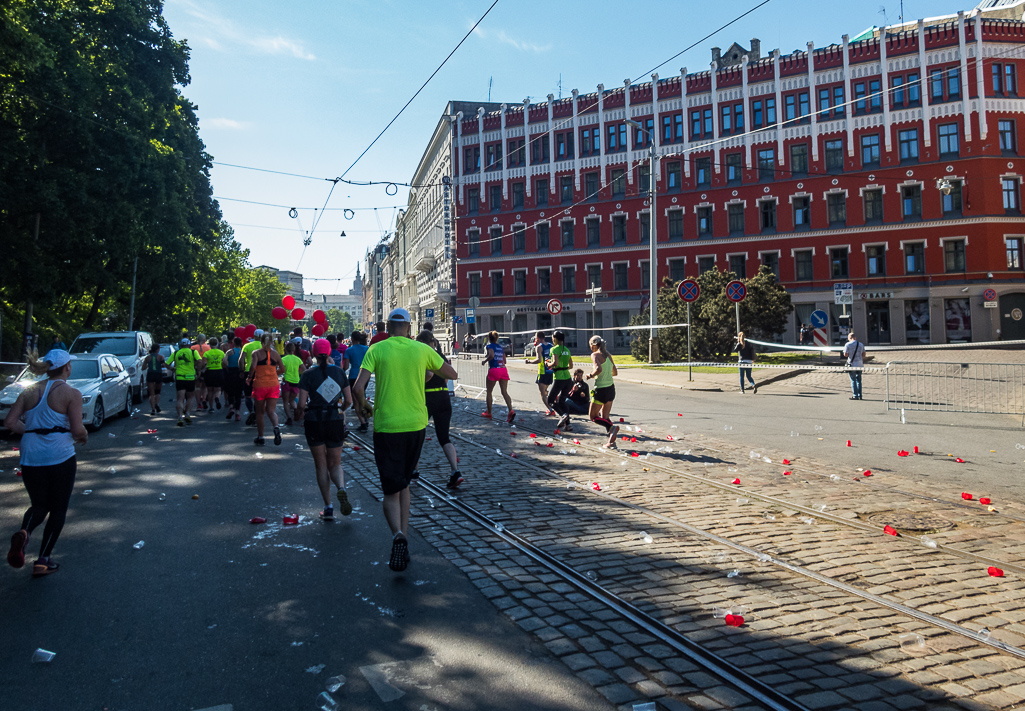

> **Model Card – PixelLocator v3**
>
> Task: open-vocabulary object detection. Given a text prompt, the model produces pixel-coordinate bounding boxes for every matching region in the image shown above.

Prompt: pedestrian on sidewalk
[735,332,758,394]
[352,308,458,572]
[414,329,463,489]
[843,331,865,400]
[585,335,620,448]
[4,350,89,576]
[547,331,575,429]
[482,330,515,423]
[296,338,352,520]
[525,331,555,415]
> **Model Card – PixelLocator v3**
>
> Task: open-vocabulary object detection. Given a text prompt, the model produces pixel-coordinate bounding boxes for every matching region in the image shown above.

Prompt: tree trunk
[81,285,105,330]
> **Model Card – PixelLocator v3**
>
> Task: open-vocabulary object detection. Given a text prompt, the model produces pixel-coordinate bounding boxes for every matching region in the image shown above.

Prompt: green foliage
[320,309,355,338]
[630,266,793,362]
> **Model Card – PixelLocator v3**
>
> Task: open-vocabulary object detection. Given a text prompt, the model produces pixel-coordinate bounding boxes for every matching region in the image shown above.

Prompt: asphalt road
[0,390,613,711]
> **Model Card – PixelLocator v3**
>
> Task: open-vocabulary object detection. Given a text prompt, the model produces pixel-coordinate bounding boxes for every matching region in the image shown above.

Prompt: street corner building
[370,1,1025,353]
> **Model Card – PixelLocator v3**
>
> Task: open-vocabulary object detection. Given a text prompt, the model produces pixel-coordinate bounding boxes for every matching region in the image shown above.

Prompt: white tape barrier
[614,361,885,372]
[465,322,689,339]
[747,337,1025,353]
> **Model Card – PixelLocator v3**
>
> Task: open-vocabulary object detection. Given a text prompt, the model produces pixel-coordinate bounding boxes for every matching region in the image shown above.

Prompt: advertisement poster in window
[904,300,930,343]
[945,298,972,342]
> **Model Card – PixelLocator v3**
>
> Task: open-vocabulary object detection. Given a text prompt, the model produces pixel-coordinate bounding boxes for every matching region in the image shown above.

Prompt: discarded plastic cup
[727,569,740,578]
[133,541,145,549]
[639,531,653,544]
[158,493,165,501]
[255,453,264,459]
[979,627,992,641]
[632,703,657,711]
[921,536,937,549]
[756,553,771,562]
[108,467,117,474]
[899,633,927,654]
[713,606,729,619]
[427,498,434,508]
[108,433,116,438]
[325,675,346,693]
[83,489,93,495]
[283,514,299,526]
[494,523,505,532]
[800,517,815,525]
[814,425,823,431]
[815,504,827,512]
[762,456,771,463]
[724,425,733,431]
[764,513,776,521]
[316,691,340,711]
[790,431,799,437]
[294,444,304,450]
[586,570,598,581]
[736,497,749,505]
[829,474,841,482]
[31,648,56,663]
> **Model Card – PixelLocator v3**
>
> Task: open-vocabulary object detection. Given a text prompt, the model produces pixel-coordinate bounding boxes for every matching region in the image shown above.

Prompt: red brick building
[451,6,1025,353]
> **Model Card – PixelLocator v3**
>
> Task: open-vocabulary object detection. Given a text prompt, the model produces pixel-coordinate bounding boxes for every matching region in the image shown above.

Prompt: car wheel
[119,388,131,417]
[132,380,143,404]
[88,399,105,431]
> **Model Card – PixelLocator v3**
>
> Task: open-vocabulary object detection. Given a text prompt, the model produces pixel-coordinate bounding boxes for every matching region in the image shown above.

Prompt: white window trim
[726,251,749,260]
[488,269,505,276]
[758,249,782,259]
[533,265,551,275]
[488,225,504,235]
[610,211,629,220]
[638,259,650,270]
[584,215,603,223]
[1000,174,1022,183]
[899,239,927,250]
[788,192,812,204]
[724,199,747,208]
[858,184,886,196]
[897,180,924,191]
[663,205,685,217]
[559,216,577,225]
[790,247,816,257]
[938,235,969,247]
[535,220,552,229]
[696,253,718,263]
[665,256,687,266]
[860,241,890,253]
[827,244,852,255]
[634,209,650,220]
[584,262,604,270]
[1003,235,1025,246]
[511,222,527,232]
[822,188,849,199]
[756,196,777,205]
[695,202,714,211]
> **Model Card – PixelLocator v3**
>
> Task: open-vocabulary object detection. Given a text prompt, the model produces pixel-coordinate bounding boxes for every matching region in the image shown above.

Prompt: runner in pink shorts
[482,331,515,422]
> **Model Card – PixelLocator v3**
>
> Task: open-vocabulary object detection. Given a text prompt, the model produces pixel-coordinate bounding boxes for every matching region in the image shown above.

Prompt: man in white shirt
[843,332,865,400]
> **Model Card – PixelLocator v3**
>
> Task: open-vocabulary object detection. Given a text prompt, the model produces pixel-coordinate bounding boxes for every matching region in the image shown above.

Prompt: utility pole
[128,255,139,330]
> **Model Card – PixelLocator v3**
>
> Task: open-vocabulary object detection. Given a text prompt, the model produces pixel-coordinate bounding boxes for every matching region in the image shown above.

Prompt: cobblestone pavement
[338,394,1025,711]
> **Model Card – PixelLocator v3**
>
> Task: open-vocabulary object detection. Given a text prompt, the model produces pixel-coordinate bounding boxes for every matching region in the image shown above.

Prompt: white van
[69,331,154,404]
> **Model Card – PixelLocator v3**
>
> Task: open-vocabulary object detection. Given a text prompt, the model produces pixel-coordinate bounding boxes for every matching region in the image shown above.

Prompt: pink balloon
[234,327,246,339]
[282,295,296,310]
[245,324,257,338]
[311,324,325,337]
[291,308,305,320]
[313,309,326,324]
[272,306,288,320]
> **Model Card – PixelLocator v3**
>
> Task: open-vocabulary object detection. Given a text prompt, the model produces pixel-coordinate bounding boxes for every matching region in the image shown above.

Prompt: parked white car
[0,354,132,432]
[69,331,153,404]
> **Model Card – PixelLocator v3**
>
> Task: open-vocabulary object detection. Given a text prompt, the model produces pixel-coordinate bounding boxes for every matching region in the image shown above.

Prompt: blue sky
[162,0,970,291]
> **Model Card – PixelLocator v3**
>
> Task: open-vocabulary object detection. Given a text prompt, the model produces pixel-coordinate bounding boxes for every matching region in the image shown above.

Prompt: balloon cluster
[234,324,257,340]
[311,308,329,337]
[271,295,306,322]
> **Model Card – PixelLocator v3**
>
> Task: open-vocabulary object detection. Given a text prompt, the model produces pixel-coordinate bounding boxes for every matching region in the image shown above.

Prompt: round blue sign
[726,280,747,303]
[677,279,700,302]
[809,310,829,328]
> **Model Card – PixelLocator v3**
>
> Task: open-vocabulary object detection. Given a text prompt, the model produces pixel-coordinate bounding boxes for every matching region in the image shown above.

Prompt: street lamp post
[625,119,659,363]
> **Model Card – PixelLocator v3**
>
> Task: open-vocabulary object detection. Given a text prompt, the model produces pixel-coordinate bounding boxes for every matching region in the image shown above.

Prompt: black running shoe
[273,428,281,446]
[358,422,369,432]
[254,437,265,446]
[215,399,222,409]
[336,489,353,516]
[246,413,256,426]
[447,472,464,489]
[320,506,334,521]
[389,535,409,572]
[226,411,234,420]
[156,405,161,413]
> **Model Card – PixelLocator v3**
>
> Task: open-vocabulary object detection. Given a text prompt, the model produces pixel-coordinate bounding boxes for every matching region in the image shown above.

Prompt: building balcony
[414,253,436,272]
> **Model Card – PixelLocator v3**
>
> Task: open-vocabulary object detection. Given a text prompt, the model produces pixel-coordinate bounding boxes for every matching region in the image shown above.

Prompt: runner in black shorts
[142,343,165,416]
[414,330,462,488]
[296,339,352,520]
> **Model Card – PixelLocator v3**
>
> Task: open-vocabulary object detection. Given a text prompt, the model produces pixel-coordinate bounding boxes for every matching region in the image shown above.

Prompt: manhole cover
[866,511,955,532]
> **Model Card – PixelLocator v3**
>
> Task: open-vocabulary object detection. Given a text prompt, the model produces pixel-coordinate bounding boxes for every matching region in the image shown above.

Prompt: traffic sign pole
[735,301,740,337]
[687,303,692,382]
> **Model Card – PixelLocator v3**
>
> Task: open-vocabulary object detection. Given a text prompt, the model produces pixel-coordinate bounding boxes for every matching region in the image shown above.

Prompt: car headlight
[82,395,92,404]
[128,366,137,375]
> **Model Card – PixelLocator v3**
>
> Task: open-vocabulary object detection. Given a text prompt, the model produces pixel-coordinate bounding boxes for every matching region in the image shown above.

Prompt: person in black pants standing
[735,332,758,394]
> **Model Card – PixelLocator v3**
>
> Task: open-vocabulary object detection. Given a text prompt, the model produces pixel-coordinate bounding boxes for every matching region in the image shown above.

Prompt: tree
[630,266,792,362]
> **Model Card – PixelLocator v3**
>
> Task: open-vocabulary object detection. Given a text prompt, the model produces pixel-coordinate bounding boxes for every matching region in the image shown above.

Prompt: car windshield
[158,345,174,358]
[68,361,100,380]
[70,336,137,356]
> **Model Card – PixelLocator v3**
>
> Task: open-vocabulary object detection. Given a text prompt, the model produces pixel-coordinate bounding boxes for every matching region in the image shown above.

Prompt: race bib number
[316,375,341,404]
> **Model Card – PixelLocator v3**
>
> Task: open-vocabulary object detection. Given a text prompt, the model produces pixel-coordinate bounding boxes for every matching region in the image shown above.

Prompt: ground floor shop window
[945,298,972,342]
[613,310,631,349]
[561,313,577,349]
[905,300,930,344]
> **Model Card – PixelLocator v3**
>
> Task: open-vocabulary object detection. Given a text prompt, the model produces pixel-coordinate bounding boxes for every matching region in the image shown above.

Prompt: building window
[892,75,905,107]
[536,179,548,206]
[465,146,480,173]
[757,149,774,180]
[947,67,961,99]
[799,91,810,117]
[697,206,712,236]
[908,72,920,104]
[674,114,683,141]
[703,108,713,135]
[690,110,701,138]
[561,265,576,293]
[785,94,796,121]
[726,153,742,183]
[1000,120,1017,153]
[790,143,808,176]
[490,226,502,255]
[905,242,925,275]
[826,193,846,225]
[869,80,881,111]
[944,239,966,273]
[668,210,683,241]
[818,87,831,118]
[721,104,732,134]
[825,139,844,172]
[560,176,573,203]
[728,254,747,279]
[795,250,813,281]
[513,227,525,252]
[512,182,524,208]
[833,86,845,114]
[753,100,763,128]
[639,213,650,243]
[1008,238,1024,269]
[1004,178,1020,212]
[508,139,525,167]
[766,97,777,124]
[614,263,628,290]
[469,230,480,256]
[698,257,716,274]
[611,169,626,196]
[902,185,922,219]
[530,134,550,164]
[866,245,886,276]
[537,223,549,251]
[864,189,883,223]
[467,188,480,213]
[942,180,962,215]
[761,252,779,279]
[613,215,626,244]
[469,273,480,296]
[585,172,600,199]
[514,270,527,295]
[899,129,919,161]
[486,143,502,171]
[638,164,650,194]
[669,258,686,282]
[1007,64,1018,95]
[793,196,810,228]
[667,161,682,190]
[556,132,574,159]
[854,81,866,113]
[662,115,673,142]
[830,247,849,278]
[727,203,744,234]
[861,134,880,166]
[734,104,744,132]
[640,260,650,289]
[586,218,600,247]
[938,123,959,156]
[931,69,944,100]
[586,264,602,290]
[760,200,776,231]
[696,157,711,186]
[561,221,574,250]
[491,272,503,296]
[489,185,502,210]
[607,124,619,152]
[538,268,550,293]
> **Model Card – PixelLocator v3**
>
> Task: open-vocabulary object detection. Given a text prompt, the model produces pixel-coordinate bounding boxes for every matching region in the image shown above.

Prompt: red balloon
[313,309,326,324]
[244,324,257,338]
[234,327,246,339]
[291,308,305,320]
[272,306,288,320]
[311,324,325,337]
[282,295,296,310]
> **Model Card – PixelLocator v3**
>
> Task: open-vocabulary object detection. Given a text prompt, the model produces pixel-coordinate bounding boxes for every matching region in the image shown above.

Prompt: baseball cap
[312,338,332,356]
[180,338,191,346]
[43,349,76,369]
[254,329,264,337]
[387,307,410,323]
[290,337,302,345]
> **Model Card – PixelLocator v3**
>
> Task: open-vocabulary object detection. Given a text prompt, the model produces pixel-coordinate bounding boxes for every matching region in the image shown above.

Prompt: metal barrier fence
[885,361,1025,425]
[452,353,486,398]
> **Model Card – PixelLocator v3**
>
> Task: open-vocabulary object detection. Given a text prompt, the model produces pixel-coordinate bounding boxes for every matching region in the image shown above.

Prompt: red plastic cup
[573,439,580,445]
[988,566,1005,577]
[913,446,919,454]
[782,459,790,465]
[553,429,560,435]
[630,452,639,457]
[667,435,674,441]
[283,514,299,526]
[883,525,898,536]
[980,497,992,505]
[897,450,909,457]
[249,517,267,524]
[630,437,637,443]
[962,492,973,500]
[510,432,516,436]
[955,458,965,463]
[529,434,537,438]
[731,478,741,485]
[724,614,744,627]
[591,482,601,491]
[863,470,872,477]
[546,443,554,448]
[510,452,517,458]
[783,470,792,476]
[677,413,682,417]
[846,440,852,447]
[351,446,361,451]
[619,418,624,423]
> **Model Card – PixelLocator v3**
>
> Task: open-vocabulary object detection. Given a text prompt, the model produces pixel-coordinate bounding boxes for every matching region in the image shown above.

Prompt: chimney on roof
[750,38,761,60]
[711,46,722,68]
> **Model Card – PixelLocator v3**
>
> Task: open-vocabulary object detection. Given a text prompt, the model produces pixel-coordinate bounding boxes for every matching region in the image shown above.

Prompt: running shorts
[281,381,300,395]
[487,367,510,382]
[304,419,345,449]
[146,371,163,384]
[203,370,223,388]
[372,429,426,495]
[253,386,280,401]
[591,385,616,405]
[535,373,553,386]
[175,379,196,393]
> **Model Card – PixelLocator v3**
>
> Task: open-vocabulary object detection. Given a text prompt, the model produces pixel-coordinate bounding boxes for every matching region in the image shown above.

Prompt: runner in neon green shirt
[202,339,226,412]
[280,342,305,425]
[546,331,576,430]
[240,333,264,423]
[170,338,203,425]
